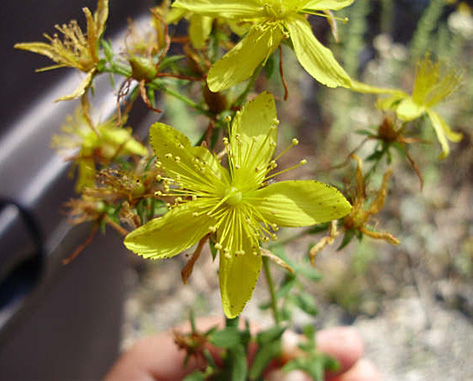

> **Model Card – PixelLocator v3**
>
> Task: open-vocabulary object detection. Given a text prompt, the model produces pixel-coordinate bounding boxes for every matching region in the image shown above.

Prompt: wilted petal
[207,23,284,92]
[251,180,351,227]
[55,70,95,101]
[427,110,463,159]
[286,16,351,88]
[14,42,59,61]
[124,204,214,259]
[101,127,148,157]
[94,0,110,37]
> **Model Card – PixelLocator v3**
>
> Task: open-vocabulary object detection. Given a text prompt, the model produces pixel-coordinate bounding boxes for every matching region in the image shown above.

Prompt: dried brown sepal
[260,248,294,274]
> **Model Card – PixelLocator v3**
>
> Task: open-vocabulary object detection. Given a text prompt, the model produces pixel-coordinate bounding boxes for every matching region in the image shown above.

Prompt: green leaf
[264,53,275,79]
[249,328,286,380]
[355,128,376,136]
[294,292,318,316]
[101,39,114,62]
[308,222,330,235]
[209,327,241,349]
[295,261,322,282]
[276,273,297,299]
[209,240,218,260]
[257,326,286,345]
[337,229,355,250]
[183,371,207,381]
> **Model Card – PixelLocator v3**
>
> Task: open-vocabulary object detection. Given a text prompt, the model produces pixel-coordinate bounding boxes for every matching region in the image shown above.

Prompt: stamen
[265,159,307,180]
[303,9,349,24]
[273,137,300,162]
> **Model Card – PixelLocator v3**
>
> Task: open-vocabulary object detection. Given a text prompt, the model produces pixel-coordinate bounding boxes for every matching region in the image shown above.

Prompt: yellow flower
[378,55,463,159]
[124,92,351,318]
[172,0,354,92]
[167,8,214,49]
[15,0,109,101]
[52,109,148,192]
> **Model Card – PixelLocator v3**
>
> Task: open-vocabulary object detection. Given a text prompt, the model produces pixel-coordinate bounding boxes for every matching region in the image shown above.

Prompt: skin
[105,317,380,381]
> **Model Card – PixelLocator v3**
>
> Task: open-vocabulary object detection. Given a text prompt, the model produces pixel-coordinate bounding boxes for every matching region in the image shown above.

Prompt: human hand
[105,317,380,381]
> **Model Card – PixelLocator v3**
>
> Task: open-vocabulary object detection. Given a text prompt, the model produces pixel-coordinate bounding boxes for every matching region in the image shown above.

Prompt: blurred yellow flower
[378,55,463,159]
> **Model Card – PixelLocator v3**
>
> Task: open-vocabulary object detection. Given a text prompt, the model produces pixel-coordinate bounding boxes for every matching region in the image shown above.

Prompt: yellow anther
[192,195,197,201]
[215,243,223,250]
[300,159,307,165]
[209,226,217,233]
[224,115,231,123]
[292,138,299,146]
[155,190,163,196]
[174,156,181,163]
[156,175,162,181]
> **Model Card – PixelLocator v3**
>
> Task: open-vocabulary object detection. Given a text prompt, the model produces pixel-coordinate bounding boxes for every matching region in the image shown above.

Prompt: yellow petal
[189,15,213,49]
[250,180,352,227]
[150,122,229,190]
[166,8,187,24]
[207,24,284,92]
[172,0,263,18]
[302,0,354,11]
[230,92,278,189]
[286,16,351,88]
[427,110,462,159]
[124,204,214,259]
[219,244,262,318]
[396,98,425,121]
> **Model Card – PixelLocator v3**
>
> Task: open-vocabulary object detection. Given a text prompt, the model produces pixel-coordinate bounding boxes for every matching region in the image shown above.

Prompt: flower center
[264,0,289,19]
[225,186,243,206]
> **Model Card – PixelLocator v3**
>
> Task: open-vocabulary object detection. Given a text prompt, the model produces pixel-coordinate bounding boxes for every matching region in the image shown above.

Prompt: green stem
[155,83,214,117]
[262,256,281,326]
[225,315,240,328]
[101,61,132,77]
[364,143,390,182]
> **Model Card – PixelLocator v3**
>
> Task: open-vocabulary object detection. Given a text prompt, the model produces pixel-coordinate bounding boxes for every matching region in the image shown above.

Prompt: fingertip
[337,359,381,381]
[316,327,364,376]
